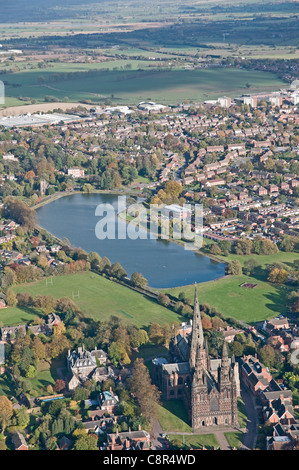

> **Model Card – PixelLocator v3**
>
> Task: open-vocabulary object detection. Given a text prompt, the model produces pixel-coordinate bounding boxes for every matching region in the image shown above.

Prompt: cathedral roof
[162,362,190,375]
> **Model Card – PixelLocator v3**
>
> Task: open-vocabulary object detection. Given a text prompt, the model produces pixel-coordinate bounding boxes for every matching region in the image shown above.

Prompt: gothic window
[202,421,205,426]
[178,377,183,385]
[210,397,219,412]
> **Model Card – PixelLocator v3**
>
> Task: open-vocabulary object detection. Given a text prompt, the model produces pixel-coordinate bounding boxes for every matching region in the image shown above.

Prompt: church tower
[189,285,239,429]
[189,283,207,371]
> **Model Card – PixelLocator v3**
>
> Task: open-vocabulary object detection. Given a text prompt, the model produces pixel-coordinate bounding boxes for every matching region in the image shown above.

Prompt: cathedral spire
[189,283,205,370]
[220,340,230,383]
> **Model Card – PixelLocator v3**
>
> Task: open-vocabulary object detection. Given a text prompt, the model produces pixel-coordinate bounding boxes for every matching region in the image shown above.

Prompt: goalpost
[72,291,80,300]
[45,277,53,287]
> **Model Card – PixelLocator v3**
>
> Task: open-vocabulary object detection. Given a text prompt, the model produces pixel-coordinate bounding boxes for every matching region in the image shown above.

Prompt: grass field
[224,432,244,449]
[215,251,299,270]
[2,272,184,328]
[168,433,219,450]
[163,251,299,324]
[157,399,192,433]
[164,274,292,324]
[0,65,286,107]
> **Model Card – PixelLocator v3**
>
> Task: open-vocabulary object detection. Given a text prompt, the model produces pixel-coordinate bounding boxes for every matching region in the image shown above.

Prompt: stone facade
[152,285,239,430]
[67,345,113,390]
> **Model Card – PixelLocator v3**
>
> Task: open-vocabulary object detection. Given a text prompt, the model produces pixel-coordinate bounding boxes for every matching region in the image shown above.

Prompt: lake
[37,193,225,289]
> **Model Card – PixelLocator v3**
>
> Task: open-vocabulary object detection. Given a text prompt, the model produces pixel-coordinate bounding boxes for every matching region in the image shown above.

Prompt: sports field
[3,272,184,328]
[164,274,292,325]
[164,251,299,324]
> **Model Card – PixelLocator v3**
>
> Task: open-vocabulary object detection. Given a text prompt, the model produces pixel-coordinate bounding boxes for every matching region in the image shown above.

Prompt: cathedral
[152,285,240,430]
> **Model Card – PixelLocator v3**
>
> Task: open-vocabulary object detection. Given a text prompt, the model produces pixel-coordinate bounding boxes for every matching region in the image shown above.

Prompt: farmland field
[0,66,287,107]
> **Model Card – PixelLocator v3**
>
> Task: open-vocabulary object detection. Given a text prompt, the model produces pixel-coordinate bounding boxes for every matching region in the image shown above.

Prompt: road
[240,381,258,450]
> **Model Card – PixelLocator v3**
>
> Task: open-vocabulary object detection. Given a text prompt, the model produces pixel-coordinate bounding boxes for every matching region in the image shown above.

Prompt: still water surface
[37,193,225,288]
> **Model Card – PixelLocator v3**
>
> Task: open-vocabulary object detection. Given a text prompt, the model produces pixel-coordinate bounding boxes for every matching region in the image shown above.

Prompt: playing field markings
[72,291,80,300]
[119,310,134,319]
[46,277,53,287]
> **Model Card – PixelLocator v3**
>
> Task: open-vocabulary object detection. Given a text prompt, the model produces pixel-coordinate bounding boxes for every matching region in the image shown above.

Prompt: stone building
[67,345,113,390]
[152,285,239,430]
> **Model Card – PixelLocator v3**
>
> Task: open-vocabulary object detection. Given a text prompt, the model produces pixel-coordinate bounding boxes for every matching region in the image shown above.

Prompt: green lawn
[157,399,191,433]
[215,251,299,271]
[224,432,244,449]
[29,361,58,395]
[168,433,219,450]
[3,272,183,328]
[237,397,247,429]
[163,273,292,324]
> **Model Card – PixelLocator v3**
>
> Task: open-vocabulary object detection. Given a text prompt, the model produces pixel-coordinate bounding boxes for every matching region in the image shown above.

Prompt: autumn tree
[5,288,17,307]
[0,396,13,431]
[131,272,148,289]
[127,358,160,428]
[267,268,289,284]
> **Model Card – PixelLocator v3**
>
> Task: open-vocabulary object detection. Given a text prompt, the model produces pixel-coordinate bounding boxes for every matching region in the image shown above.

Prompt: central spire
[189,283,205,370]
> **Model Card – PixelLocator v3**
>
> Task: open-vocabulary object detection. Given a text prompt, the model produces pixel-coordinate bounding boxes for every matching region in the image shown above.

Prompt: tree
[230,341,244,357]
[129,328,149,349]
[37,254,48,269]
[131,272,148,289]
[108,341,130,366]
[48,334,70,359]
[0,396,13,431]
[202,315,212,330]
[259,345,276,367]
[210,244,222,256]
[87,252,101,270]
[54,379,66,393]
[3,197,36,229]
[110,262,127,279]
[13,406,30,430]
[74,434,98,451]
[267,268,289,284]
[127,358,160,427]
[227,260,242,276]
[243,258,259,276]
[157,293,171,307]
[34,295,57,315]
[149,323,164,345]
[32,336,47,362]
[235,239,253,256]
[6,288,17,307]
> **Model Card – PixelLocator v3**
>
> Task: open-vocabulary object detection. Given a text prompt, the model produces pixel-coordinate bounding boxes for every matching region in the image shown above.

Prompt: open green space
[29,361,59,395]
[237,397,247,429]
[157,399,191,433]
[168,433,219,450]
[224,432,244,449]
[1,272,183,328]
[164,274,292,324]
[1,66,286,107]
[163,251,299,324]
[215,251,299,270]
